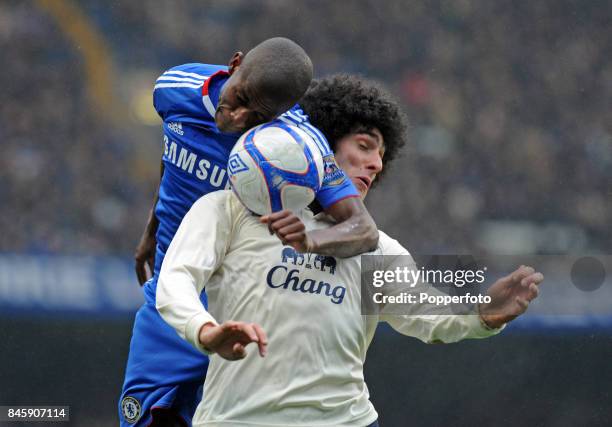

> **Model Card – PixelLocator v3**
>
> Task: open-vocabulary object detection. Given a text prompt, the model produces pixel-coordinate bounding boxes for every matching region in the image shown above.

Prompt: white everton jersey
[157,190,499,427]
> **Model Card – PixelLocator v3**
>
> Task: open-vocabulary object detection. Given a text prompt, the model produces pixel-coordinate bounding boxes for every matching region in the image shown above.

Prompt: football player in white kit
[156,75,543,427]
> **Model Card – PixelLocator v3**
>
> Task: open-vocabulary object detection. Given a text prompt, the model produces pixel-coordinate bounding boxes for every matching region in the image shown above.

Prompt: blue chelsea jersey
[149,63,359,294]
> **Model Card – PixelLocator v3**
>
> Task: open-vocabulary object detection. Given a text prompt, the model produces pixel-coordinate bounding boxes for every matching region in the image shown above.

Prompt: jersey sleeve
[156,191,234,354]
[316,152,360,209]
[376,231,504,343]
[279,107,360,210]
[153,63,223,123]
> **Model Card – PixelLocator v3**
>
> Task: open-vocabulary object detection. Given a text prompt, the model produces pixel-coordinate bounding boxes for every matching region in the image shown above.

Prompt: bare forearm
[144,161,164,236]
[308,208,378,257]
[263,197,378,257]
[134,154,166,284]
[144,203,159,236]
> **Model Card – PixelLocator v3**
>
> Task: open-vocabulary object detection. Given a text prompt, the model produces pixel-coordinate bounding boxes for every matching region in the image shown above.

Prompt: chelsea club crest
[121,396,141,424]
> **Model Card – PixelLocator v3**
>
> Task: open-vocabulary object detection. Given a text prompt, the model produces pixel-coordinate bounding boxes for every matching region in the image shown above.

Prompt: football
[227,121,324,215]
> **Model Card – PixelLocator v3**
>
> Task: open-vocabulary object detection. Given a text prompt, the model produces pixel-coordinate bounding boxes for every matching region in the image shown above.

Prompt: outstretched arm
[383,264,543,343]
[374,240,543,343]
[261,197,378,257]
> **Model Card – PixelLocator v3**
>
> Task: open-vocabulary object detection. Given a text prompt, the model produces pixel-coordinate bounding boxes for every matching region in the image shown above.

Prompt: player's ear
[228,52,245,74]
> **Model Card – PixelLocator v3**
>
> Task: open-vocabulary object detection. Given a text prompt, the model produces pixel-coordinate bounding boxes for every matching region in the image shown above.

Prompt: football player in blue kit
[120,38,378,426]
[154,74,542,427]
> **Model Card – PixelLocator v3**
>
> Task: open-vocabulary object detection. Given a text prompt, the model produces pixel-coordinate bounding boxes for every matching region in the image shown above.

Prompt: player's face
[216,73,279,133]
[334,128,385,199]
[216,53,282,133]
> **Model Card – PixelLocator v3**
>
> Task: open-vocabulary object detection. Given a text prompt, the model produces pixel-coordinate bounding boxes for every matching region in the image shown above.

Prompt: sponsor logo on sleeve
[321,154,347,187]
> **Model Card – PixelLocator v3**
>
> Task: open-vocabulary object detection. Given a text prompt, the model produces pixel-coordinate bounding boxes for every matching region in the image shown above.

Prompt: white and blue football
[227,121,324,215]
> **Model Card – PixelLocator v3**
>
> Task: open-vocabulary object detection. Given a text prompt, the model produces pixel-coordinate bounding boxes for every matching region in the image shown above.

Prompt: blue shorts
[119,280,209,426]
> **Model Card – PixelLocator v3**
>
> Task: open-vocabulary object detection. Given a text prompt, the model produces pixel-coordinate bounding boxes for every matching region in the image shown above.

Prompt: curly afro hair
[299,74,408,181]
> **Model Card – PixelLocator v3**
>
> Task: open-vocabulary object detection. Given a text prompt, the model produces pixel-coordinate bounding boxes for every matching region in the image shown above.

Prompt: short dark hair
[243,37,313,110]
[300,74,408,181]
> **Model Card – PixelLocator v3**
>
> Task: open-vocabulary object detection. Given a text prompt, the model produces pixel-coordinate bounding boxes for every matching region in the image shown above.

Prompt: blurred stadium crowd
[2,0,610,256]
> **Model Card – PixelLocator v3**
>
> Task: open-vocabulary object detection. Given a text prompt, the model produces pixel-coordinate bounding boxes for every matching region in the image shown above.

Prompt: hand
[479,265,544,329]
[134,231,156,286]
[260,210,313,253]
[198,321,268,361]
